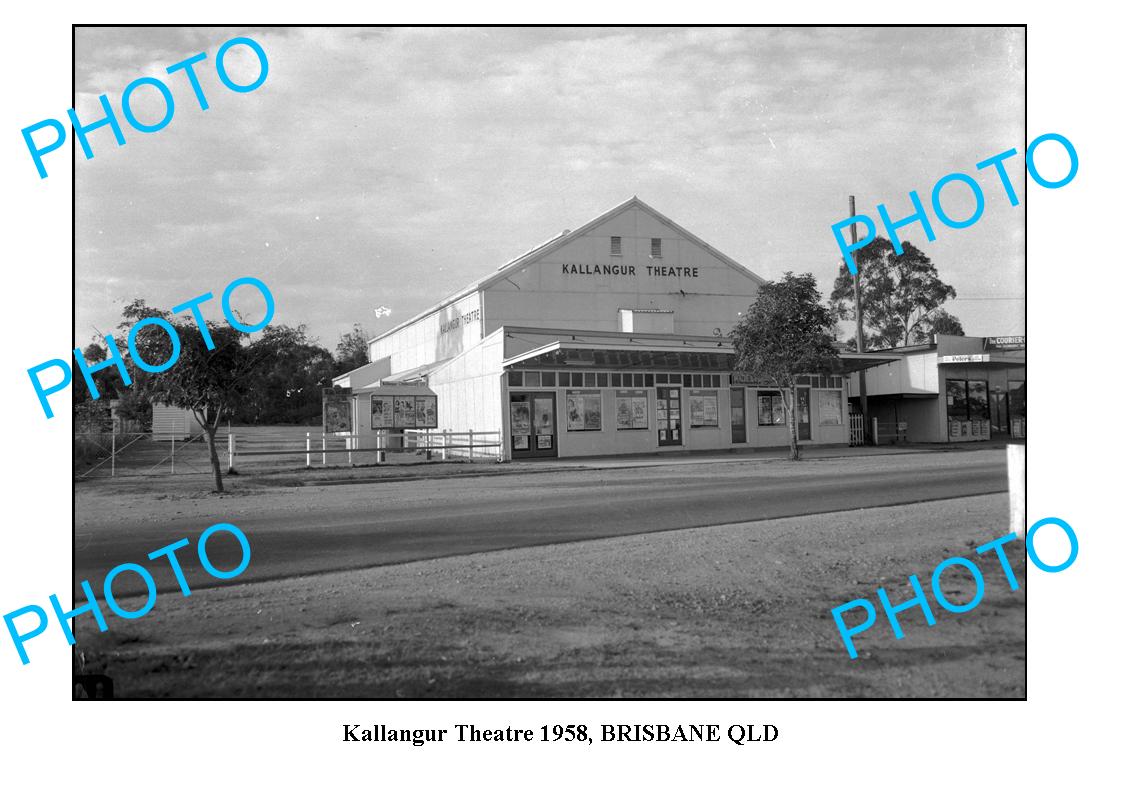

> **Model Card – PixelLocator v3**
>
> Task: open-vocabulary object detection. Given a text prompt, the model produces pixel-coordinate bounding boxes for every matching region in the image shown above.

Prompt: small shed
[151,403,204,440]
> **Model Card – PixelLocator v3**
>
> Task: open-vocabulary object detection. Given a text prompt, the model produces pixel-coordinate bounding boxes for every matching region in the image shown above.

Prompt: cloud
[75,26,1025,348]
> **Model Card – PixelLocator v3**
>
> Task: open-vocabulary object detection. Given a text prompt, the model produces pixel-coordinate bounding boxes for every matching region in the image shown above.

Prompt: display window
[615,390,649,430]
[566,390,602,431]
[818,391,842,425]
[757,391,785,425]
[689,390,719,427]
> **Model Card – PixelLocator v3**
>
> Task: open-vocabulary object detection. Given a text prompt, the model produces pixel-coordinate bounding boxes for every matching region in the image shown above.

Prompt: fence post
[347,434,353,466]
[227,432,236,472]
[872,417,879,446]
[170,430,176,475]
[468,429,475,463]
[1008,444,1026,539]
[425,430,432,461]
[305,432,311,468]
[443,429,450,461]
[322,434,327,466]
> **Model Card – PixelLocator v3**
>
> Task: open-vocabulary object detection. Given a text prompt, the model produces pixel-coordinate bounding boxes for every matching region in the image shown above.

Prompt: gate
[849,413,865,446]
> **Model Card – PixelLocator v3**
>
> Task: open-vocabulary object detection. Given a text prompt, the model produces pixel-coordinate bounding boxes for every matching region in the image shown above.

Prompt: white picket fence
[226,429,502,471]
[849,414,865,446]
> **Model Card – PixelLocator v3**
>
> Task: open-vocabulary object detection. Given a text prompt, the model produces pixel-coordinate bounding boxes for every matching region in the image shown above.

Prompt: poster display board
[689,390,718,427]
[615,390,649,430]
[322,387,352,433]
[566,390,602,431]
[370,393,438,429]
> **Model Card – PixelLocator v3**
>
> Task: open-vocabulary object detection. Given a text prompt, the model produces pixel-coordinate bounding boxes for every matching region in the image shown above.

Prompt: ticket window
[509,392,557,459]
[656,386,682,446]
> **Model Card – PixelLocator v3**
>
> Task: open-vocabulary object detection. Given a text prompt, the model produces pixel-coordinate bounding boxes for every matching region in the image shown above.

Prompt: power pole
[850,195,870,443]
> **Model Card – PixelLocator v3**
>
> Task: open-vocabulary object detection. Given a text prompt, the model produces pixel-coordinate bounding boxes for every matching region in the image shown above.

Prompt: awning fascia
[503,341,732,368]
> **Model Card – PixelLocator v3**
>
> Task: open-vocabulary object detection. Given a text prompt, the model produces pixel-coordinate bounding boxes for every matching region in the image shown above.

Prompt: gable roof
[370,196,767,344]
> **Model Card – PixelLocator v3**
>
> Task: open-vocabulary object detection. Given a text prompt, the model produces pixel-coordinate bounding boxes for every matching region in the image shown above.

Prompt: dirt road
[74,493,1025,698]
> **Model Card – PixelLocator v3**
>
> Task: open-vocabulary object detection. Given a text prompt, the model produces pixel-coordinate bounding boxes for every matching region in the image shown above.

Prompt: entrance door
[796,387,811,441]
[509,392,557,459]
[656,386,683,446]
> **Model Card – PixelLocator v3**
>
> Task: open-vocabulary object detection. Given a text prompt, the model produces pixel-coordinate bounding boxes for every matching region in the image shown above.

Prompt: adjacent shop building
[847,334,1026,443]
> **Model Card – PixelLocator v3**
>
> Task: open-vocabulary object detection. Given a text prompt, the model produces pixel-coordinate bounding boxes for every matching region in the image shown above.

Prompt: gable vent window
[651,238,662,258]
[610,236,622,256]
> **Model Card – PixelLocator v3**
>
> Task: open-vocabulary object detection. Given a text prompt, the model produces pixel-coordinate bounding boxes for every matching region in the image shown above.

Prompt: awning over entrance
[505,341,734,371]
[352,359,450,392]
[352,382,438,397]
[500,329,898,375]
[371,358,451,386]
[836,352,901,374]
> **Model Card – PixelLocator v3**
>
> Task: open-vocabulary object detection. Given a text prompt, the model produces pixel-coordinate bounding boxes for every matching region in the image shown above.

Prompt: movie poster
[616,395,634,428]
[415,396,438,428]
[371,397,394,429]
[322,390,352,433]
[566,393,583,431]
[393,396,416,427]
[533,397,554,434]
[511,401,531,434]
[690,394,706,426]
[632,396,648,428]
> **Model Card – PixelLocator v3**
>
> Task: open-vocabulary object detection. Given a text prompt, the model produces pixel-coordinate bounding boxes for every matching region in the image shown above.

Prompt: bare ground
[73,493,1024,699]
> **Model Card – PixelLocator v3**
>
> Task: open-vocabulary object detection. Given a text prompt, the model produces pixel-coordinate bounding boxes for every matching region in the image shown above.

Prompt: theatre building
[333,197,873,460]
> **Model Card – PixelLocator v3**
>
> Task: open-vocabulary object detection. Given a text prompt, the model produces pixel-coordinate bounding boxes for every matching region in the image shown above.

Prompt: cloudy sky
[75,26,1025,351]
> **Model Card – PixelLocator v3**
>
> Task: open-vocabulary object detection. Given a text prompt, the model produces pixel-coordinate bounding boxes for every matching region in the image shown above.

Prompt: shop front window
[968,380,989,420]
[818,391,842,425]
[1009,380,1027,438]
[946,379,968,419]
[1009,380,1026,418]
[758,391,785,426]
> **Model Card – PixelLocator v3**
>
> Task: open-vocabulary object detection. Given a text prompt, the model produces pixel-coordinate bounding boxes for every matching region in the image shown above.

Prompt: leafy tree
[732,272,841,461]
[74,342,115,404]
[830,237,963,349]
[122,301,273,493]
[233,324,335,424]
[335,323,370,373]
[918,308,965,342]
